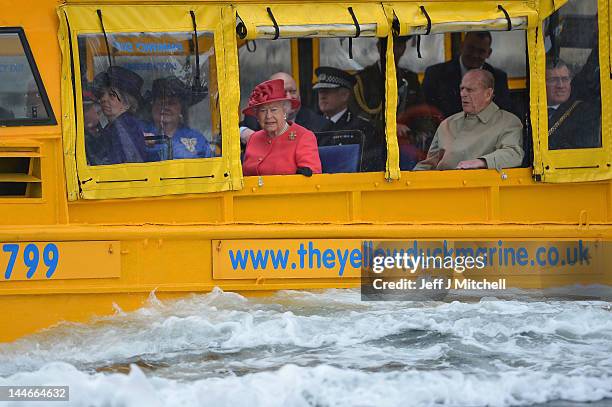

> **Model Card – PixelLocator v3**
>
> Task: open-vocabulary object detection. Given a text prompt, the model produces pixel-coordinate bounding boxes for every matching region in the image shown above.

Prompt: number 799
[2,243,59,280]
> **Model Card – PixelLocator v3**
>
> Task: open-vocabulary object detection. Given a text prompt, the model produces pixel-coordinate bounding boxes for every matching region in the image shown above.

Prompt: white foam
[1,363,611,407]
[0,288,610,406]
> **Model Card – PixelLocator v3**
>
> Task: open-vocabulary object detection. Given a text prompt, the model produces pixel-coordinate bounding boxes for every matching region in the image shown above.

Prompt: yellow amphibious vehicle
[0,0,611,342]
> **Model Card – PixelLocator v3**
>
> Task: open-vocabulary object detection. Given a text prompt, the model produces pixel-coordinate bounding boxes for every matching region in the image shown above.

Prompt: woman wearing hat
[143,76,213,161]
[91,66,146,165]
[242,79,321,176]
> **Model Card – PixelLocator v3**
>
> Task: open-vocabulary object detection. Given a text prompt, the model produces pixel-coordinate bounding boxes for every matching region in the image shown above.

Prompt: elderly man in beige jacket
[414,69,523,171]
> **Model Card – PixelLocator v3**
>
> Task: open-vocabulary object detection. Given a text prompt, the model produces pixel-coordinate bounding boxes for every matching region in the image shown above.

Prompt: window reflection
[544,0,602,150]
[414,30,527,171]
[78,32,220,166]
[0,32,52,123]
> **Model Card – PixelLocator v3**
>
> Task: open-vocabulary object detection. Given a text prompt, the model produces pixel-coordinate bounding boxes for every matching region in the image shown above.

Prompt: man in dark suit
[422,31,513,118]
[240,72,330,145]
[352,36,422,137]
[314,67,380,172]
[546,58,600,150]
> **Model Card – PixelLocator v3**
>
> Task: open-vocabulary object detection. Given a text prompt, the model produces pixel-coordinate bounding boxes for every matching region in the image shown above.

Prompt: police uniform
[326,109,382,172]
[352,63,422,131]
[313,67,383,172]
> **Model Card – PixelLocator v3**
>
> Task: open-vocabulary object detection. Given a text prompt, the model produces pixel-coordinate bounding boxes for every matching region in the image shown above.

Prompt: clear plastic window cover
[320,38,379,71]
[544,0,601,150]
[321,33,525,79]
[239,39,291,113]
[0,33,50,122]
[488,31,526,78]
[318,32,530,171]
[408,17,528,36]
[255,24,378,39]
[320,36,448,77]
[78,32,220,166]
[240,37,389,174]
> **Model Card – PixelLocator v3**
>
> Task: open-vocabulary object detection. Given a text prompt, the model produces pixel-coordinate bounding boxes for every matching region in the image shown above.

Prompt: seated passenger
[414,69,523,171]
[92,66,146,165]
[546,58,600,150]
[352,37,443,170]
[242,79,321,176]
[240,72,330,145]
[144,76,213,161]
[423,31,513,118]
[82,89,105,165]
[313,67,379,172]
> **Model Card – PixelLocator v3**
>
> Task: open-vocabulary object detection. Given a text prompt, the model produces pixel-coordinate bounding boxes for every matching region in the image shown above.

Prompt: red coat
[242,122,322,176]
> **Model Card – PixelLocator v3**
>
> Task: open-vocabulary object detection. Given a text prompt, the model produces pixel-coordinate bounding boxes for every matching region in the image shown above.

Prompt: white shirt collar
[548,104,560,109]
[328,108,347,123]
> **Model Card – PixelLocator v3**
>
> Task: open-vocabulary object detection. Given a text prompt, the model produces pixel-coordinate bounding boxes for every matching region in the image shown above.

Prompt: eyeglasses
[546,76,571,85]
[256,107,282,115]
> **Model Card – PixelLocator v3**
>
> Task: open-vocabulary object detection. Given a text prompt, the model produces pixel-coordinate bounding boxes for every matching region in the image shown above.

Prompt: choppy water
[1,288,611,407]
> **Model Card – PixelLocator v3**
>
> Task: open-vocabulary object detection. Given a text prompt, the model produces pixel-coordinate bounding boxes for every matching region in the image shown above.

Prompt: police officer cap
[313,67,356,90]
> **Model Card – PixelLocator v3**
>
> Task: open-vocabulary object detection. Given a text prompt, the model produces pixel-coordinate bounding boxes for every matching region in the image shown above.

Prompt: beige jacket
[413,102,524,171]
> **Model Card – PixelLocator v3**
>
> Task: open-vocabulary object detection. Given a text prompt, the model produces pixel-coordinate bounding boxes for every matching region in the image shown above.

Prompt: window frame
[387,2,537,177]
[535,0,611,183]
[233,3,401,179]
[0,27,57,127]
[58,4,242,201]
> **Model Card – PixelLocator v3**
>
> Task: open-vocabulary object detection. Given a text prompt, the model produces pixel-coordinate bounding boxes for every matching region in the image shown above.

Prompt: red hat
[242,79,300,116]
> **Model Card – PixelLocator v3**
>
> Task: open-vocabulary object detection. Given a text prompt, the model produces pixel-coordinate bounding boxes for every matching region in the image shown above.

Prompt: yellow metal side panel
[234,192,351,222]
[361,188,489,222]
[212,239,361,279]
[499,184,608,223]
[0,292,151,343]
[137,240,211,285]
[0,241,120,282]
[68,195,224,224]
[0,139,64,225]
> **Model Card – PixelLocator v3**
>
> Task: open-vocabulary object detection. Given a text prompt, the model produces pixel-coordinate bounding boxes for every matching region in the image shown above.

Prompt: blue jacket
[144,124,213,161]
[87,112,146,165]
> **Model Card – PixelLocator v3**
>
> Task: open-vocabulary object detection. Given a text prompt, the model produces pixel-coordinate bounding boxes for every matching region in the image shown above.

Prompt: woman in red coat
[242,79,322,176]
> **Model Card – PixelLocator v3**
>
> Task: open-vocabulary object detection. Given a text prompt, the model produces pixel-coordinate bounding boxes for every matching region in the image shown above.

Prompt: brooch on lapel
[288,131,296,141]
[180,138,197,153]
